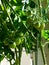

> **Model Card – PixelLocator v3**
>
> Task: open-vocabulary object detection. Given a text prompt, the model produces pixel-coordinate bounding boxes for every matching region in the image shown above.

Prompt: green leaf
[42,30,49,40]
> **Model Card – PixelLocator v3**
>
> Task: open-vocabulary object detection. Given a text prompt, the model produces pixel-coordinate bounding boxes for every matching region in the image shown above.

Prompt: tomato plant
[0,0,49,65]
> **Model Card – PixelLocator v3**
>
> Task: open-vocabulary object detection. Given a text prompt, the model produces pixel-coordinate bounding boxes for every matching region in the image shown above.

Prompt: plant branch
[39,32,47,65]
[22,23,37,43]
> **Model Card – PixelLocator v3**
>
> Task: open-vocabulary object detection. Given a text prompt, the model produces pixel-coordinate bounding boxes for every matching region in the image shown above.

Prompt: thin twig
[22,23,37,43]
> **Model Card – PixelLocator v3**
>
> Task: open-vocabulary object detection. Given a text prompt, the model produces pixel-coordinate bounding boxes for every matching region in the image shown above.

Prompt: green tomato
[9,42,16,49]
[21,38,24,43]
[39,23,45,30]
[20,33,23,36]
[15,38,21,45]
[34,22,40,29]
[15,37,24,46]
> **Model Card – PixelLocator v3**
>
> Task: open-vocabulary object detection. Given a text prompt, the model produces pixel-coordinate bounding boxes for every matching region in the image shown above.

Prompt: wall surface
[44,43,49,65]
[38,49,44,65]
[21,48,32,65]
[0,48,46,65]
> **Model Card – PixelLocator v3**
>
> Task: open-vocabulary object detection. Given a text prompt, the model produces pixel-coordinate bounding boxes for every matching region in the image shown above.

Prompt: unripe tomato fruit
[34,22,40,29]
[9,42,16,49]
[39,23,45,30]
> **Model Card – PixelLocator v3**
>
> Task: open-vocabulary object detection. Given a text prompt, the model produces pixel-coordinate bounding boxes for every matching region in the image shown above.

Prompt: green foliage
[0,0,49,65]
[29,0,36,8]
[42,30,49,40]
